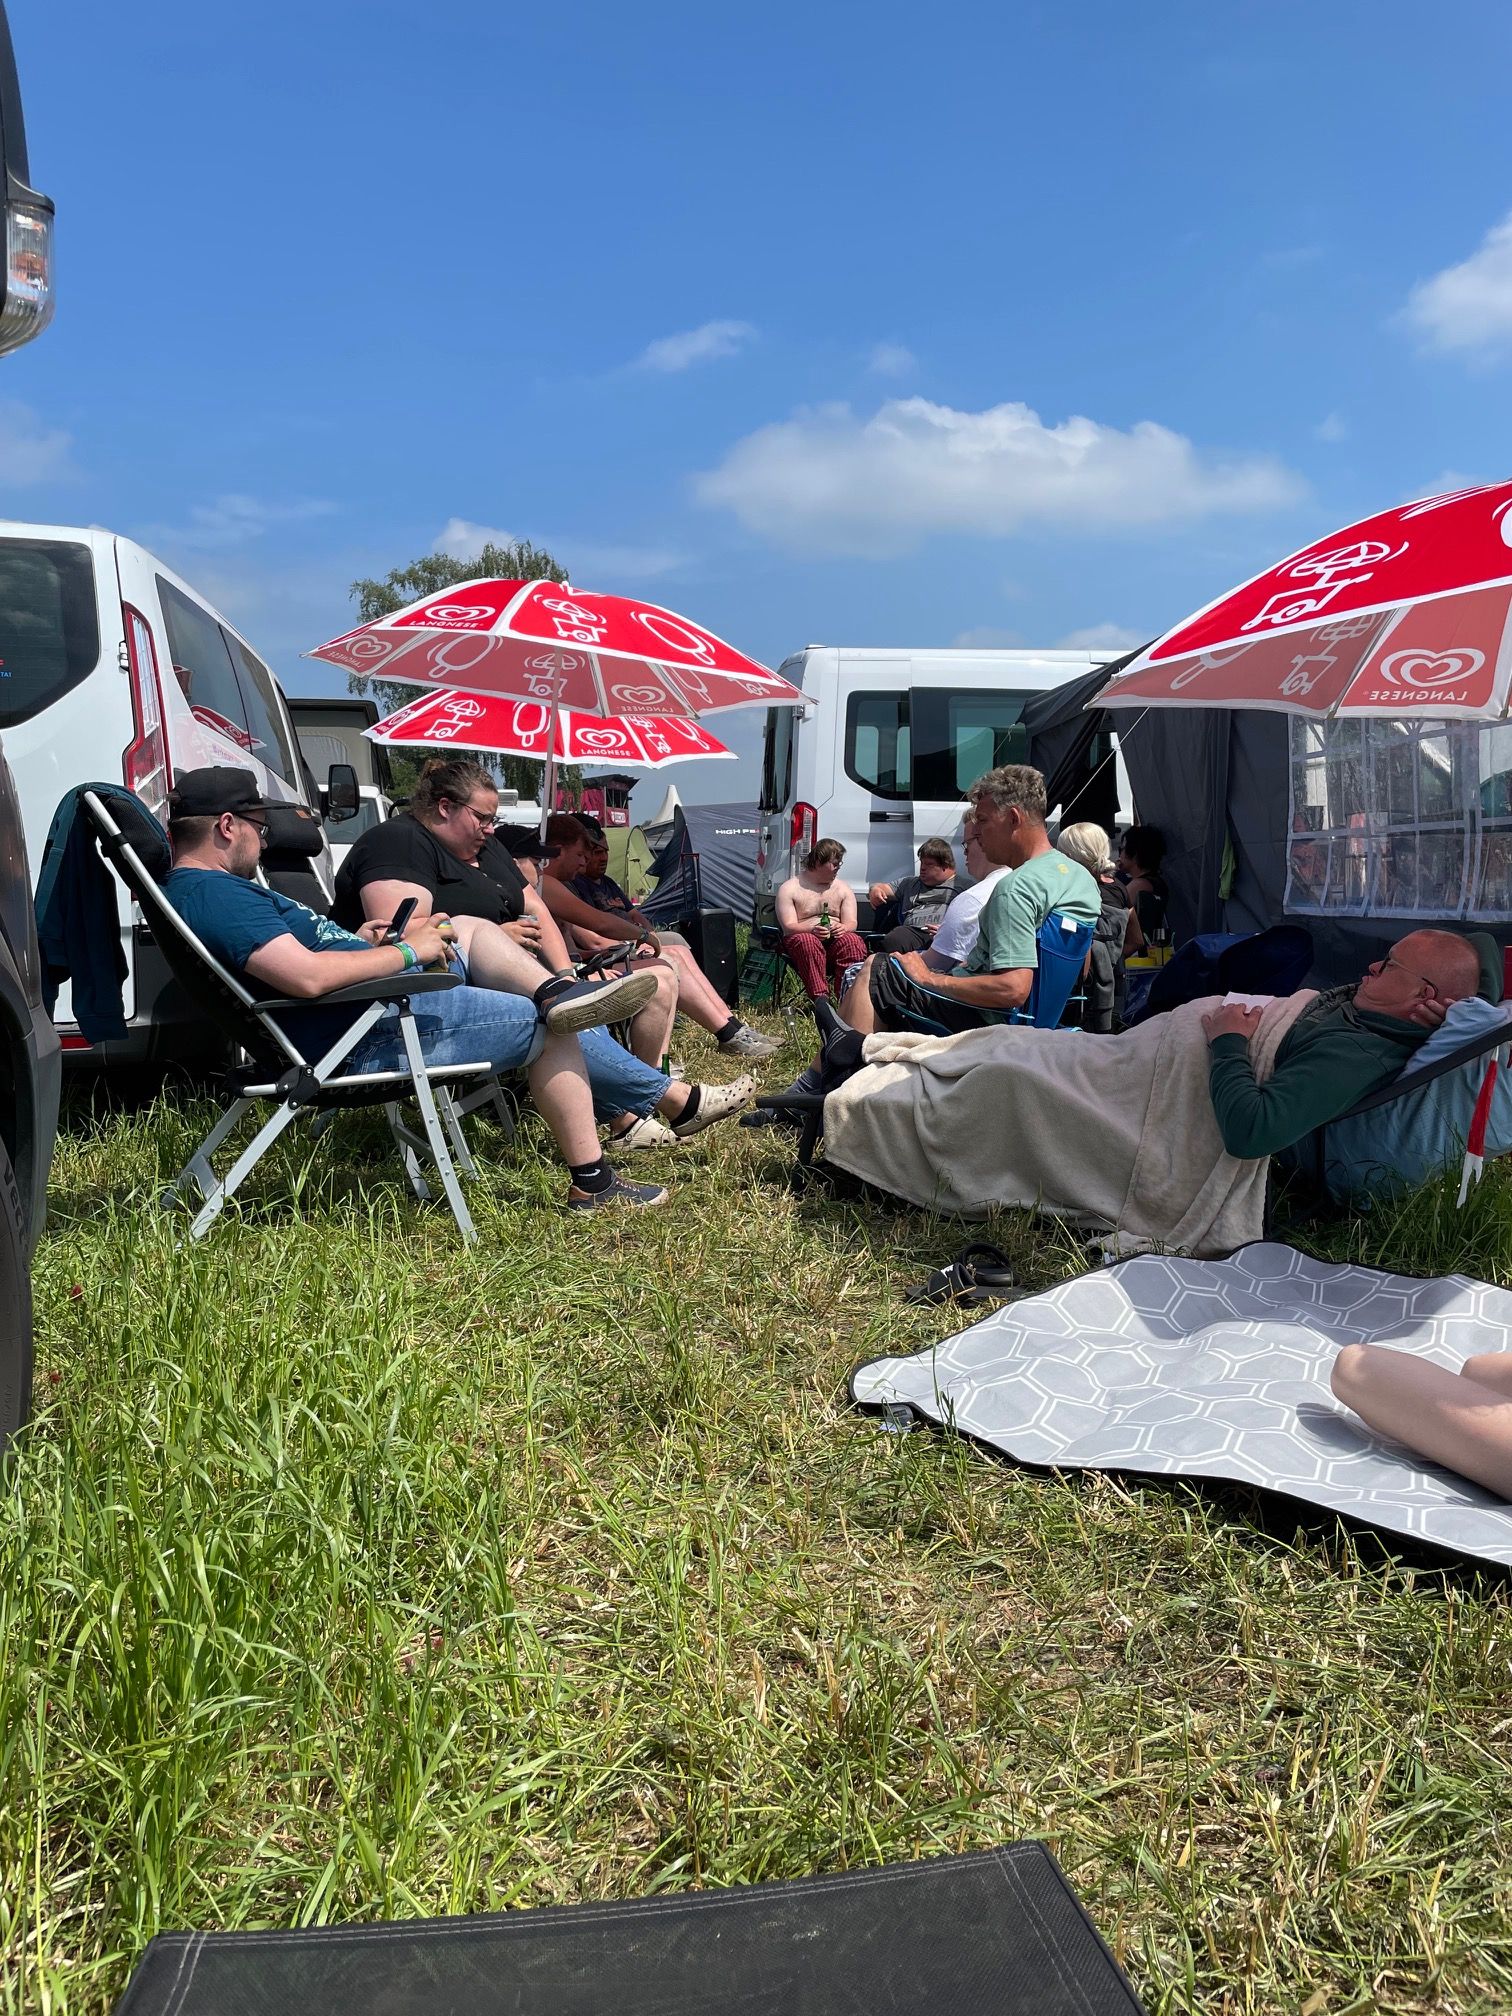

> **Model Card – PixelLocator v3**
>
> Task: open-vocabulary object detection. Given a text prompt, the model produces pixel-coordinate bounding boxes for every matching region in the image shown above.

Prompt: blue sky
[4,0,1512,806]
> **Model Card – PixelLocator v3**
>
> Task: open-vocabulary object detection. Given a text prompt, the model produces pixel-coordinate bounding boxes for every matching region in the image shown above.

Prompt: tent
[1023,669,1511,989]
[636,794,762,923]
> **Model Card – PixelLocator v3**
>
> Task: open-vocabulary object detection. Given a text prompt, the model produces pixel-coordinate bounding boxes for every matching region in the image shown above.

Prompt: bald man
[1200,928,1483,1159]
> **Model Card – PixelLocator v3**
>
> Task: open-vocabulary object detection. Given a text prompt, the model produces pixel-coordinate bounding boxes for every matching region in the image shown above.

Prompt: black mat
[114,1844,1144,2015]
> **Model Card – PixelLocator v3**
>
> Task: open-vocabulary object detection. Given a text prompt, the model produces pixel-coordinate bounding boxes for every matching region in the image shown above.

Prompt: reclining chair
[82,790,500,1243]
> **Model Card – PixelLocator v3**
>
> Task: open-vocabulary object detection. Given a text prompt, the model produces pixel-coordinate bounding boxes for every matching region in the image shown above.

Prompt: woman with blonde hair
[1055,820,1140,1029]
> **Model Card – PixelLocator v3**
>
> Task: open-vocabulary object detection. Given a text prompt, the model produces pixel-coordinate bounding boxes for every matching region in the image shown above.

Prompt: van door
[831,664,913,893]
[908,675,1038,859]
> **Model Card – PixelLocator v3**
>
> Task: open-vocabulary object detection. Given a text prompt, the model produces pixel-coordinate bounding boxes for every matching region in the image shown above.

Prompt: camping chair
[749,902,884,1013]
[82,791,499,1244]
[879,911,1096,1039]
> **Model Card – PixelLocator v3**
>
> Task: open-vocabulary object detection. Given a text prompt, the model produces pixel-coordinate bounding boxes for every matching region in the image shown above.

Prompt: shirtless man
[775,839,868,1000]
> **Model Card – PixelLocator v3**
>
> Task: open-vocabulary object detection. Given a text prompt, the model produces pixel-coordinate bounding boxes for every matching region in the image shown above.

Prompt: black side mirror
[325,762,360,821]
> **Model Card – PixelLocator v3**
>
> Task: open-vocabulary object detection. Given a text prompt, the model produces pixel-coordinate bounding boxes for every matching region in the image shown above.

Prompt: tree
[347,537,578,803]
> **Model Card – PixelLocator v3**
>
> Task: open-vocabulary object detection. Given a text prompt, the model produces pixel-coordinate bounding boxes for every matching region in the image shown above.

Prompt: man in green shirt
[849,763,1101,1038]
[1202,930,1483,1159]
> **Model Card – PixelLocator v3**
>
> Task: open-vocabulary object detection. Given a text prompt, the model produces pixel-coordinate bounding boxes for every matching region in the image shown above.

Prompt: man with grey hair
[845,763,1101,1038]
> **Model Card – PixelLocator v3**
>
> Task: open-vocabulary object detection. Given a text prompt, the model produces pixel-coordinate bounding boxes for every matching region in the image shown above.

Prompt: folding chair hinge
[272,1064,321,1105]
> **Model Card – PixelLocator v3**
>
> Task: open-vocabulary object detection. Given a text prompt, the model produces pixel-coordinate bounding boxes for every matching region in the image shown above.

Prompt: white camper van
[0,522,341,1063]
[754,646,1129,915]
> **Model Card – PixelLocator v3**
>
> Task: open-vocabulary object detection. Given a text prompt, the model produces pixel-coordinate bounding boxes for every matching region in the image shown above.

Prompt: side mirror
[325,762,360,821]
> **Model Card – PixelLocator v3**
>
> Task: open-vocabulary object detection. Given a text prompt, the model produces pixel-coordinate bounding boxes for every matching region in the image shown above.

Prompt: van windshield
[0,538,100,728]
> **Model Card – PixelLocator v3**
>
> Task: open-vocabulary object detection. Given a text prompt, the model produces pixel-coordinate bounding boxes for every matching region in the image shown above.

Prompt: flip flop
[904,1242,1018,1308]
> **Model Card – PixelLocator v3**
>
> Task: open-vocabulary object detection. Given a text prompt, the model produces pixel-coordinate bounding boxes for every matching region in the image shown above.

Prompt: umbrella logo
[631,609,717,664]
[1376,647,1485,690]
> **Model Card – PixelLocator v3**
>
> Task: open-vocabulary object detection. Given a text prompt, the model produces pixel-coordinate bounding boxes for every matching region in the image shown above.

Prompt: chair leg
[455,1075,514,1138]
[185,1100,304,1241]
[435,1086,479,1179]
[397,1010,476,1244]
[173,1097,255,1205]
[385,1102,434,1201]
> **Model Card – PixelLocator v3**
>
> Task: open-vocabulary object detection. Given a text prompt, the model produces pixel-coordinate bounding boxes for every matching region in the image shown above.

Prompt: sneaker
[567,1172,670,1212]
[670,1073,757,1139]
[609,1113,679,1151]
[717,1023,783,1060]
[535,969,658,1035]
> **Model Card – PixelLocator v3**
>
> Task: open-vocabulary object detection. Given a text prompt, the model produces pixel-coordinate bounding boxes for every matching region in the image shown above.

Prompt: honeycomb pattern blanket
[851,1243,1512,1565]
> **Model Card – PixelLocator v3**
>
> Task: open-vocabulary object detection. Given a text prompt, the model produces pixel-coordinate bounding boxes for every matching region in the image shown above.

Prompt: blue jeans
[343,985,669,1122]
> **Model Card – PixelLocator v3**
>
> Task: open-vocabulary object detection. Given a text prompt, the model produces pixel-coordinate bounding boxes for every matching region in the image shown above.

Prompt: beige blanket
[824,990,1318,1257]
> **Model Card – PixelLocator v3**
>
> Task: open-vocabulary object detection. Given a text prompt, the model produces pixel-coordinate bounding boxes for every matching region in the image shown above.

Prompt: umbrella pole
[540,660,565,839]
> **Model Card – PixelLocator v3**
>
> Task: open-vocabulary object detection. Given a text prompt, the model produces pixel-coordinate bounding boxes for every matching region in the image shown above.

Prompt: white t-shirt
[929,867,1011,966]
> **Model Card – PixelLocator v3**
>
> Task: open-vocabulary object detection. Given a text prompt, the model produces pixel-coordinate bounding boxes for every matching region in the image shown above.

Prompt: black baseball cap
[493,820,561,862]
[167,766,278,820]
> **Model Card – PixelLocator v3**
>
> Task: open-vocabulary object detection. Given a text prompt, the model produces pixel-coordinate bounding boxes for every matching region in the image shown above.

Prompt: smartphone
[385,897,418,944]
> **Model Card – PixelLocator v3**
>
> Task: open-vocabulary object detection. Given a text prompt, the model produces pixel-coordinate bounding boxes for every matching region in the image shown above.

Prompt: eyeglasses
[1378,950,1438,1000]
[234,811,268,836]
[448,799,497,827]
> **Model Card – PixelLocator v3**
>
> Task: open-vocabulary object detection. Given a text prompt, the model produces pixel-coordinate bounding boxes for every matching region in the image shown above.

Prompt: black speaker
[679,907,739,1007]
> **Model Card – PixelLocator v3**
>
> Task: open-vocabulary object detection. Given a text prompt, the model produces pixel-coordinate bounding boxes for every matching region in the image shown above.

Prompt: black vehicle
[0,0,60,1450]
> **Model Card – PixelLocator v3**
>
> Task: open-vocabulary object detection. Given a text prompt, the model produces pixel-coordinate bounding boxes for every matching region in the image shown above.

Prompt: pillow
[1399,994,1512,1078]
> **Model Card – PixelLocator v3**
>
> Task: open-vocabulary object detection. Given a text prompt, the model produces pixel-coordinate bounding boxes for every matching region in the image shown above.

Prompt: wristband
[397,941,418,970]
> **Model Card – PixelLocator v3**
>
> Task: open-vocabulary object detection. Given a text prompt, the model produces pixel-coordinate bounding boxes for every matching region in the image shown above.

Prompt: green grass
[4,1013,1512,2014]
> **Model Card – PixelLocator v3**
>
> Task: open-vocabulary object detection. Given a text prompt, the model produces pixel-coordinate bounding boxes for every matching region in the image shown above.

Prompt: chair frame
[82,791,500,1244]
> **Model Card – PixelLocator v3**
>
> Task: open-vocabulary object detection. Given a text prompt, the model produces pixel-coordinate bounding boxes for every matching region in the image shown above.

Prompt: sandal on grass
[903,1242,1018,1309]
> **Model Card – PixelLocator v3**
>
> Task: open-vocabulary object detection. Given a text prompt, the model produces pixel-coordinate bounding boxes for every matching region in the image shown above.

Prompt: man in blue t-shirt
[161,767,675,1212]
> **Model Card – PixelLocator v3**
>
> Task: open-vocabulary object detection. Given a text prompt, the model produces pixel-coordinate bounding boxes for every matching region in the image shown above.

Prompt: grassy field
[3,1012,1511,2015]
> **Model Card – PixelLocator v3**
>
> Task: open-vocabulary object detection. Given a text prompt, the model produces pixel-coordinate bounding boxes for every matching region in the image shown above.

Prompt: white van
[0,521,339,1064]
[754,645,1130,916]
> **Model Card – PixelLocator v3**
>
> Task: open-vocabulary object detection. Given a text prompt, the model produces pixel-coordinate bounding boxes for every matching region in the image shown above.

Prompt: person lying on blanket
[1201,929,1481,1159]
[162,766,724,1212]
[1331,1343,1512,1501]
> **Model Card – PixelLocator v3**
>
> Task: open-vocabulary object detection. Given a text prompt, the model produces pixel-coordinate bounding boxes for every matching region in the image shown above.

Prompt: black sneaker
[566,1172,670,1212]
[534,969,658,1035]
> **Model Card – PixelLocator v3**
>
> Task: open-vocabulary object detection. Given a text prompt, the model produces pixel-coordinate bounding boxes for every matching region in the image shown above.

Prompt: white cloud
[1403,211,1512,355]
[631,319,756,373]
[1404,470,1490,503]
[952,625,1023,649]
[161,493,337,550]
[867,341,918,378]
[1056,622,1144,651]
[1315,411,1347,444]
[696,396,1304,557]
[0,400,74,487]
[434,517,686,582]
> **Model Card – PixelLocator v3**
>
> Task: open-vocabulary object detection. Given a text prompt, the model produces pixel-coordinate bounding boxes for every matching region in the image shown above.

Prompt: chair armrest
[257,970,462,1011]
[755,1091,826,1113]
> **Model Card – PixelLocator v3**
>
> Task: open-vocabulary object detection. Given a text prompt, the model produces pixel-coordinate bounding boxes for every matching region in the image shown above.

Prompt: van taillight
[121,604,171,819]
[791,801,817,860]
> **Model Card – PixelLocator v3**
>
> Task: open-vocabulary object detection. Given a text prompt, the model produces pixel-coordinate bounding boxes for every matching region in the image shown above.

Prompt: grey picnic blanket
[851,1242,1512,1565]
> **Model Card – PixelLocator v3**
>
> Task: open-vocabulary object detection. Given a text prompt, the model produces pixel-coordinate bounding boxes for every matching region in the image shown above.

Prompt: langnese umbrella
[365,691,736,770]
[1097,479,1512,718]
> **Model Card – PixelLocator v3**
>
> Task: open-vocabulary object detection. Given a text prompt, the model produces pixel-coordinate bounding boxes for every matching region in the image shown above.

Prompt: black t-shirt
[332,813,526,931]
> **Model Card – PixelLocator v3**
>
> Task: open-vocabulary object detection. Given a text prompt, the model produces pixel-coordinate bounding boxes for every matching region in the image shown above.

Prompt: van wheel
[0,1138,33,1456]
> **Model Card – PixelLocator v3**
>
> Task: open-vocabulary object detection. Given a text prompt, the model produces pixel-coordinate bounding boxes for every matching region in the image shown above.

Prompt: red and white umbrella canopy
[1098,479,1512,718]
[308,578,802,719]
[365,690,736,769]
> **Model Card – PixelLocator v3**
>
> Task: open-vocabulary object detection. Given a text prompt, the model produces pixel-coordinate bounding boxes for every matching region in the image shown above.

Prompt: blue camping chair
[889,911,1097,1038]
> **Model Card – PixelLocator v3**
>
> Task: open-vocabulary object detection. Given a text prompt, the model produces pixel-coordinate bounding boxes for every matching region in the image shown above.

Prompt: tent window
[1286,715,1512,919]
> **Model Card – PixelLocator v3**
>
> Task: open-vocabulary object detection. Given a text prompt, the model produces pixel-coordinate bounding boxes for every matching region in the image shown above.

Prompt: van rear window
[0,539,100,728]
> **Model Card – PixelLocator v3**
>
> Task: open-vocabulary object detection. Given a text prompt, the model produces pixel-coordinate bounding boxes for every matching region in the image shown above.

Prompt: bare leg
[448,915,555,995]
[841,955,879,1036]
[524,1030,601,1165]
[1331,1343,1512,1498]
[1460,1351,1512,1397]
[655,942,733,1032]
[624,959,678,1065]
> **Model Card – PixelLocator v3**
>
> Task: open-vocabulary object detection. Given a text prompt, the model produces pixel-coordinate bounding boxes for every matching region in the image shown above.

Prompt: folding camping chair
[82,791,499,1244]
